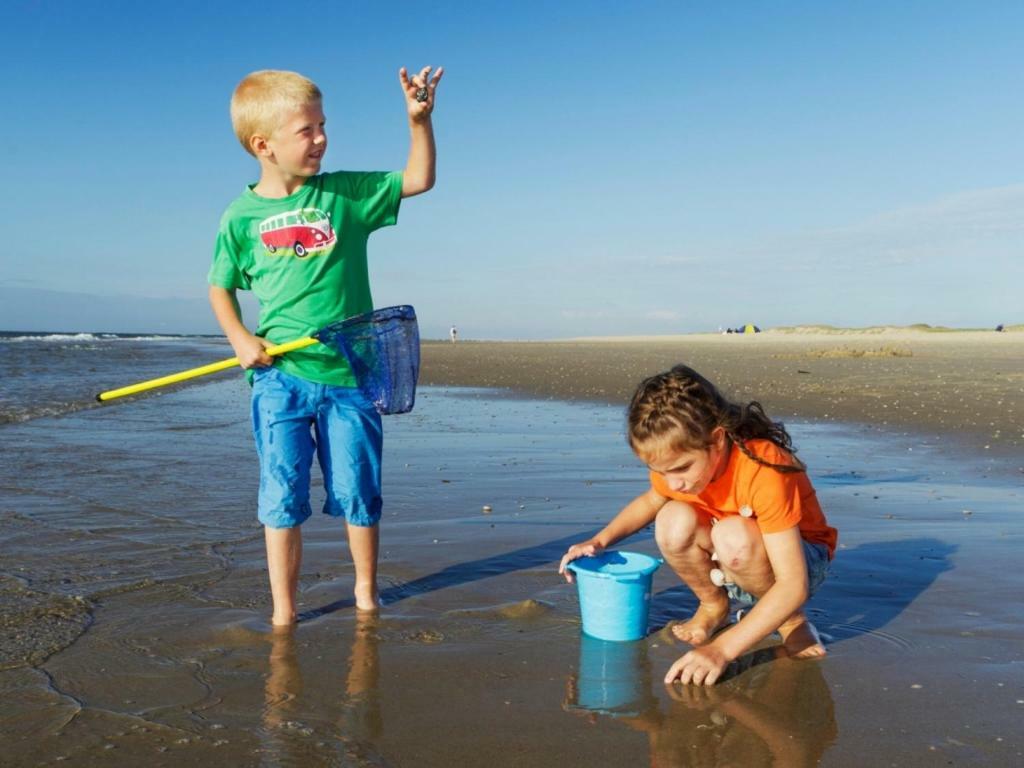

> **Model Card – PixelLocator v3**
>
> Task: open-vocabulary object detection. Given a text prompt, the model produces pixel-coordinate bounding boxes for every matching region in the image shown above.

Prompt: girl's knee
[655,501,704,553]
[711,517,763,570]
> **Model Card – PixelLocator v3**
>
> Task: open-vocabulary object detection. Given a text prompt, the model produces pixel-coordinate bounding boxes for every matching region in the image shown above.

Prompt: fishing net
[316,305,421,415]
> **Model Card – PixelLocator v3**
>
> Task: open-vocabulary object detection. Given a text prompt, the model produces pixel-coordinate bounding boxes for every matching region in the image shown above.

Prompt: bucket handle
[566,557,663,581]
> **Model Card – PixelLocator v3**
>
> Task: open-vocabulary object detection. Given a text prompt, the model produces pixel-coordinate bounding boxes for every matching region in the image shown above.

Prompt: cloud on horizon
[3,184,1020,338]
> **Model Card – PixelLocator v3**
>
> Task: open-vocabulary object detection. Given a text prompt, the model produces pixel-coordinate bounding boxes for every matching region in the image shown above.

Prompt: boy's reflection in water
[340,612,383,749]
[565,641,837,767]
[261,613,383,765]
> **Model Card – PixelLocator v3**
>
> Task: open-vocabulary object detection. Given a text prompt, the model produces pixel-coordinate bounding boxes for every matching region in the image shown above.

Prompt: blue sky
[1,0,1021,338]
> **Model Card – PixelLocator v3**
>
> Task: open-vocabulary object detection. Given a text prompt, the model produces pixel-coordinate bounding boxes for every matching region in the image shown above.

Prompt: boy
[208,66,442,624]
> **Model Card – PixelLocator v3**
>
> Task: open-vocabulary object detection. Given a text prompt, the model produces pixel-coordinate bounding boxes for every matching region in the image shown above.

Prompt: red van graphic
[258,208,336,258]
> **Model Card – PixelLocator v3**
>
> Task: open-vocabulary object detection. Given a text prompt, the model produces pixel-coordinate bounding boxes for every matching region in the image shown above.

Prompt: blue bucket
[567,551,662,642]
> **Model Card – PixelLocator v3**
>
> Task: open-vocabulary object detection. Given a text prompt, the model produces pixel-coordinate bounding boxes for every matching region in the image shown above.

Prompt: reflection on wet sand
[564,639,837,767]
[261,614,383,765]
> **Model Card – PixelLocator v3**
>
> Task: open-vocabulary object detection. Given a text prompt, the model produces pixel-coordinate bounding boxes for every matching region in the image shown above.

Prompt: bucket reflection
[563,643,838,767]
[564,634,658,718]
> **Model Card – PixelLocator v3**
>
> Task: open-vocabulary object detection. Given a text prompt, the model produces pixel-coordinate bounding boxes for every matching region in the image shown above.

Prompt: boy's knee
[711,517,762,570]
[655,501,703,553]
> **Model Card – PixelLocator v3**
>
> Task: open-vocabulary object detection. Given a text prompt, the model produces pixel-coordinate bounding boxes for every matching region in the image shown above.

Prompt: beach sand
[2,331,1022,766]
[421,329,1024,469]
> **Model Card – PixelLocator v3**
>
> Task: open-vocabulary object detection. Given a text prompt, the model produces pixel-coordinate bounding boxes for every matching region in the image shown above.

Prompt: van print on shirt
[258,208,336,259]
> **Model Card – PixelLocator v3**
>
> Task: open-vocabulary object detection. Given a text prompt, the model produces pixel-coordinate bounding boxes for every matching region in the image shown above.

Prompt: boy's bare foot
[671,597,730,646]
[778,615,826,659]
[354,583,380,612]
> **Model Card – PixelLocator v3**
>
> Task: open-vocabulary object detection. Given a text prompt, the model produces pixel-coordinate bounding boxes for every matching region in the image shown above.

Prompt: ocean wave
[0,332,200,343]
[0,332,113,343]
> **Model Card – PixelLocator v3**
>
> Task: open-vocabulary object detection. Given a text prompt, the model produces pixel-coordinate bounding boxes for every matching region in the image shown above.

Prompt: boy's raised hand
[399,66,443,121]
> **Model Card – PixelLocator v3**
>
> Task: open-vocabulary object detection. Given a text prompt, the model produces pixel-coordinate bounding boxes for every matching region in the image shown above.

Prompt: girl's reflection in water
[565,639,838,767]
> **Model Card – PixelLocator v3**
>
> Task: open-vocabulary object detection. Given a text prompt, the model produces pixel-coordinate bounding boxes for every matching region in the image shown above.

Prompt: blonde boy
[208,67,442,624]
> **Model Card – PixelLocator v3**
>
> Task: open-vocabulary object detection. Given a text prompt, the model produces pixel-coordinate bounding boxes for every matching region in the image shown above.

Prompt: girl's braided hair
[627,364,805,474]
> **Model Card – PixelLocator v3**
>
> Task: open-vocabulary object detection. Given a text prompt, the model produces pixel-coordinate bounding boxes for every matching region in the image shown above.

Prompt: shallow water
[0,332,230,424]
[1,367,1022,766]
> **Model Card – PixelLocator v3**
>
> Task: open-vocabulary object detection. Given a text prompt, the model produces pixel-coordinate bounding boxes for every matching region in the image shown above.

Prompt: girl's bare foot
[271,612,297,627]
[779,615,826,659]
[354,582,381,612]
[671,597,731,646]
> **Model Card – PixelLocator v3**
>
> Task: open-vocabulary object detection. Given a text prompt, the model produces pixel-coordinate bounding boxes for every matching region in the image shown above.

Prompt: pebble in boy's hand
[401,66,443,115]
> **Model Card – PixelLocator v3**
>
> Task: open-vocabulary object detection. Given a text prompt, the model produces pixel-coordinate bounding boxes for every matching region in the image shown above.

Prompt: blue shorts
[725,539,831,607]
[251,366,383,529]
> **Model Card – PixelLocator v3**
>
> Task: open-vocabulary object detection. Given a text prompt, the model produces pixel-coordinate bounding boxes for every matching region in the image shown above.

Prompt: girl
[559,365,837,686]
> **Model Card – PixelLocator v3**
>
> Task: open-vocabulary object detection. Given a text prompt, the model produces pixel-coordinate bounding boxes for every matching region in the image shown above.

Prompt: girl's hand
[399,66,444,121]
[664,645,731,687]
[558,541,604,583]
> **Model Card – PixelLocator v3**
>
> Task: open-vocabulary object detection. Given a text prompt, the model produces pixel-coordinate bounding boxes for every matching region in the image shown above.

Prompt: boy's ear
[711,426,727,449]
[249,134,271,157]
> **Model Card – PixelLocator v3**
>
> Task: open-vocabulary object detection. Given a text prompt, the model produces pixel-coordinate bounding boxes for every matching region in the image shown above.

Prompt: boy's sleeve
[331,171,403,232]
[207,219,251,291]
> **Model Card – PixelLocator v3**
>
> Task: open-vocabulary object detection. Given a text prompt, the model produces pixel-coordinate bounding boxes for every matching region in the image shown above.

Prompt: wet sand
[421,329,1024,469]
[2,332,1023,766]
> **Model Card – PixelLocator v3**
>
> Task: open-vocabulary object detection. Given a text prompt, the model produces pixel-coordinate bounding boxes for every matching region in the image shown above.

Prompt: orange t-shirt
[649,439,837,558]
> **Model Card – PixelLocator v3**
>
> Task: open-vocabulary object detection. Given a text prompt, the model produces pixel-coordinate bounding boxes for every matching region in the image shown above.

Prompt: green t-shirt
[208,170,403,386]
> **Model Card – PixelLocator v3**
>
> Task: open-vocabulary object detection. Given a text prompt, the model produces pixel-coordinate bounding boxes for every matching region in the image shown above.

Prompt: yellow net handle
[96,337,319,402]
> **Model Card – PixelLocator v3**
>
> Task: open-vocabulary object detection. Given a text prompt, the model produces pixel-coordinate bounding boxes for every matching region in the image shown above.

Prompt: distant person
[995,324,1004,332]
[450,325,458,343]
[560,364,837,686]
[207,66,443,624]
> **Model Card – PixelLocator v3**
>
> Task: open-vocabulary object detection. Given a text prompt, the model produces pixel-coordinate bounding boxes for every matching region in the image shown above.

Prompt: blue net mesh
[315,305,420,415]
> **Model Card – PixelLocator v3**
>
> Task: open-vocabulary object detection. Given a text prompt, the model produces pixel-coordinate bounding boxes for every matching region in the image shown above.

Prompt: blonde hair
[230,70,322,156]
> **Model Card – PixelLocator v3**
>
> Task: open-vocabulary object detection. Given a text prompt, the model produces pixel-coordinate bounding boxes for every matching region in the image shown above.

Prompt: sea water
[1,334,1021,767]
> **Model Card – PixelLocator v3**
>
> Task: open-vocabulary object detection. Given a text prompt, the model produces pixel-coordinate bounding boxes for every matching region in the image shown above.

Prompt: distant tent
[742,324,760,334]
